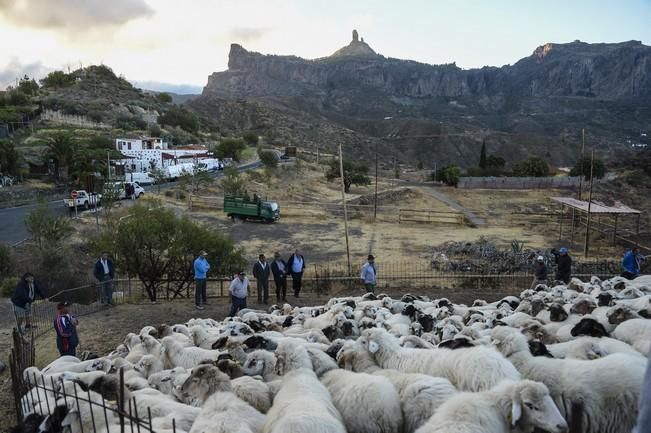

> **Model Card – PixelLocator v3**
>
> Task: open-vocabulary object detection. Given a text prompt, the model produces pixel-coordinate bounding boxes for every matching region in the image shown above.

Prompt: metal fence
[10,330,177,432]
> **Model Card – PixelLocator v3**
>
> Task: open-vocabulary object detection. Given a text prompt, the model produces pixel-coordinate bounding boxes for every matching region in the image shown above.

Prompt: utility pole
[374,142,378,220]
[107,151,111,180]
[578,128,585,200]
[339,144,352,276]
[583,149,595,258]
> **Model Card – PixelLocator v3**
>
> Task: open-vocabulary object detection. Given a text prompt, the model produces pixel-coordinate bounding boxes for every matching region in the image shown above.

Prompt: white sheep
[189,391,266,433]
[415,380,567,433]
[307,347,403,433]
[492,326,646,433]
[160,336,223,369]
[337,342,456,433]
[264,339,346,433]
[242,350,278,382]
[358,328,520,391]
[613,318,651,355]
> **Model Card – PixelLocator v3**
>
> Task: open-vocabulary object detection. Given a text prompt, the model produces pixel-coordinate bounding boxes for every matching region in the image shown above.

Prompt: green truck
[224,195,280,222]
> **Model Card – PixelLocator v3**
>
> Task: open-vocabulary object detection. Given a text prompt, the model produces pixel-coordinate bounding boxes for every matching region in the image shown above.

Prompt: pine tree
[479,140,487,169]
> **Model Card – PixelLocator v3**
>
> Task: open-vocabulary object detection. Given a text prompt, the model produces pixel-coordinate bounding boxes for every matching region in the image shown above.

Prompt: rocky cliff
[193,31,651,167]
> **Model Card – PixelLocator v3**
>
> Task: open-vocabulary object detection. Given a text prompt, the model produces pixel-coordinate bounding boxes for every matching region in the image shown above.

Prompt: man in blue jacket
[194,250,210,310]
[622,247,646,280]
[54,302,79,356]
[11,272,47,331]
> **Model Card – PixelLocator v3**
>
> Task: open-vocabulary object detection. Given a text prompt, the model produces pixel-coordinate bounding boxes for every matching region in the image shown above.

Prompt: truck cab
[224,195,280,223]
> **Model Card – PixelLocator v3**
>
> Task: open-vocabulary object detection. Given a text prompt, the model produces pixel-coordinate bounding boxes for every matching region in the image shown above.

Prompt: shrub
[157,92,173,104]
[258,150,278,168]
[570,156,607,180]
[1,276,18,298]
[0,244,16,281]
[325,158,371,193]
[216,138,247,162]
[243,132,259,145]
[40,71,75,89]
[512,157,550,177]
[158,106,199,133]
[433,165,461,186]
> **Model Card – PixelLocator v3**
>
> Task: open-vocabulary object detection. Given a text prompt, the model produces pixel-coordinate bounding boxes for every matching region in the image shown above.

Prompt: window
[127,142,132,150]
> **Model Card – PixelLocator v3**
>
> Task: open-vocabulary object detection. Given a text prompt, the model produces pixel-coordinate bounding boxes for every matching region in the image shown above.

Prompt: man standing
[622,247,646,280]
[552,247,572,283]
[287,249,305,298]
[271,252,288,302]
[94,252,115,306]
[54,302,79,356]
[252,254,271,304]
[531,256,548,290]
[229,271,250,316]
[11,272,47,331]
[360,255,377,293]
[194,250,210,310]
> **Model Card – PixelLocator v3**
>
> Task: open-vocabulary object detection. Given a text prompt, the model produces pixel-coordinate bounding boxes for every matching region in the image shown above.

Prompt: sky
[1,0,650,92]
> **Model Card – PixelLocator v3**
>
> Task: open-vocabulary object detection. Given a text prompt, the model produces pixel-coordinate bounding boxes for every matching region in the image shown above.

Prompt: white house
[114,137,210,173]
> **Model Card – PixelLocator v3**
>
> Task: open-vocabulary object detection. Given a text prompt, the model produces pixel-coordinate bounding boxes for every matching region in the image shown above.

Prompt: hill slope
[190,32,651,167]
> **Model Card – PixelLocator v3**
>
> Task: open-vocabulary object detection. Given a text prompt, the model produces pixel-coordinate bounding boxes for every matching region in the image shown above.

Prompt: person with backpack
[623,247,647,280]
[54,302,79,357]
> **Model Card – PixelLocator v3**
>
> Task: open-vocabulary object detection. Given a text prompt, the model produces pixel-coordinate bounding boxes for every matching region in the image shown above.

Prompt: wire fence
[10,330,178,432]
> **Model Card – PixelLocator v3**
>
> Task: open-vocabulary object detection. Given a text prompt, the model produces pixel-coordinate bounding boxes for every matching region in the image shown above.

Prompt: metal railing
[11,333,178,432]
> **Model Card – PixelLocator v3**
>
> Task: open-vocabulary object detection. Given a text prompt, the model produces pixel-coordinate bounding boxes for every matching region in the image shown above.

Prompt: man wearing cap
[54,302,79,356]
[271,252,288,302]
[531,256,548,290]
[360,255,377,293]
[194,250,210,310]
[552,247,572,284]
[93,252,115,306]
[229,271,250,316]
[11,272,47,331]
[252,254,271,304]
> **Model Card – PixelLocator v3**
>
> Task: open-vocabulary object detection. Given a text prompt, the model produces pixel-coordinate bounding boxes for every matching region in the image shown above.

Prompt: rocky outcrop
[193,33,651,167]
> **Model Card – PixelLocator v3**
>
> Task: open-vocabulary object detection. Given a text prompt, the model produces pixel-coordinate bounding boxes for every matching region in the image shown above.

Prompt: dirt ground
[143,162,589,267]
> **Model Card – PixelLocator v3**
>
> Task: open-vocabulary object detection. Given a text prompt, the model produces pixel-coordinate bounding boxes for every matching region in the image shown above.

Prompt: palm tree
[42,131,76,181]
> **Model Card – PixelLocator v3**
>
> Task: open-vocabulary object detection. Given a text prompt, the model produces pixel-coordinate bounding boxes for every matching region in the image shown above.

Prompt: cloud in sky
[227,27,268,44]
[0,57,54,88]
[0,0,154,31]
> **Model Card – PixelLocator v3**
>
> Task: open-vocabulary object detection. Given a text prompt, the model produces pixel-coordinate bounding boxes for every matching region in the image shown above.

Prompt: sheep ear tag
[511,401,522,426]
[368,341,380,353]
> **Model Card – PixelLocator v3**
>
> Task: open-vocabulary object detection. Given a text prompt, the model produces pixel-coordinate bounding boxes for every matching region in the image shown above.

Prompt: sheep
[243,350,278,381]
[189,391,265,433]
[415,380,567,433]
[181,364,273,413]
[358,328,520,391]
[535,336,645,360]
[265,339,346,433]
[492,325,646,433]
[613,318,651,355]
[306,347,403,433]
[41,356,80,374]
[56,381,117,433]
[133,354,164,379]
[337,342,456,433]
[160,336,224,369]
[132,388,200,421]
[148,367,188,395]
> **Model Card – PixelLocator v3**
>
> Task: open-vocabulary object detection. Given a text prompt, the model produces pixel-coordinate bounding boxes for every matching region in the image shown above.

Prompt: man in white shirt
[287,249,305,298]
[229,271,250,316]
[360,254,377,293]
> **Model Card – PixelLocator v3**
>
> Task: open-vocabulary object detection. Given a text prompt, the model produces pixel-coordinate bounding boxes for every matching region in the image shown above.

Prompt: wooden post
[578,128,585,200]
[374,142,378,221]
[559,204,564,240]
[339,144,352,276]
[583,149,595,258]
[570,208,576,249]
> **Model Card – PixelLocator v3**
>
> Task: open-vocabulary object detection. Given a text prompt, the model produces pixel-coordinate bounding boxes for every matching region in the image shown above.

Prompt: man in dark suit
[93,252,115,306]
[252,253,271,304]
[270,252,288,302]
[287,249,306,297]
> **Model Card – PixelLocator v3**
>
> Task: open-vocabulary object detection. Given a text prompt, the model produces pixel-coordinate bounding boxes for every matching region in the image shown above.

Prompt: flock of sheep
[16,274,651,433]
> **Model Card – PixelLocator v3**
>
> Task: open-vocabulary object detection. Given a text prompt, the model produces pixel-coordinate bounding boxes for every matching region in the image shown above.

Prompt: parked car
[280,154,290,160]
[63,190,101,210]
[104,181,145,200]
[127,172,156,185]
[165,163,195,180]
[196,159,224,172]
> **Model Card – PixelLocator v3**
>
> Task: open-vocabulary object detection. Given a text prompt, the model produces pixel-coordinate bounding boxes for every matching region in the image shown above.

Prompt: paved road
[0,157,273,245]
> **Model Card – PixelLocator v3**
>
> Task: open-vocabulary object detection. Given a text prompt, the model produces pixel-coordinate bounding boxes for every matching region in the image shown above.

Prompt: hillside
[190,31,651,167]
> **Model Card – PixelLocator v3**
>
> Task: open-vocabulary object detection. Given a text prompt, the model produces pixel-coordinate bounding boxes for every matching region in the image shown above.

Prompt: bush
[570,156,607,180]
[149,123,162,137]
[157,93,173,104]
[325,158,371,193]
[158,106,199,133]
[40,70,75,89]
[512,157,550,177]
[91,204,246,301]
[1,276,18,298]
[433,165,461,186]
[216,138,247,162]
[0,243,16,281]
[258,150,278,168]
[243,132,259,145]
[222,167,247,196]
